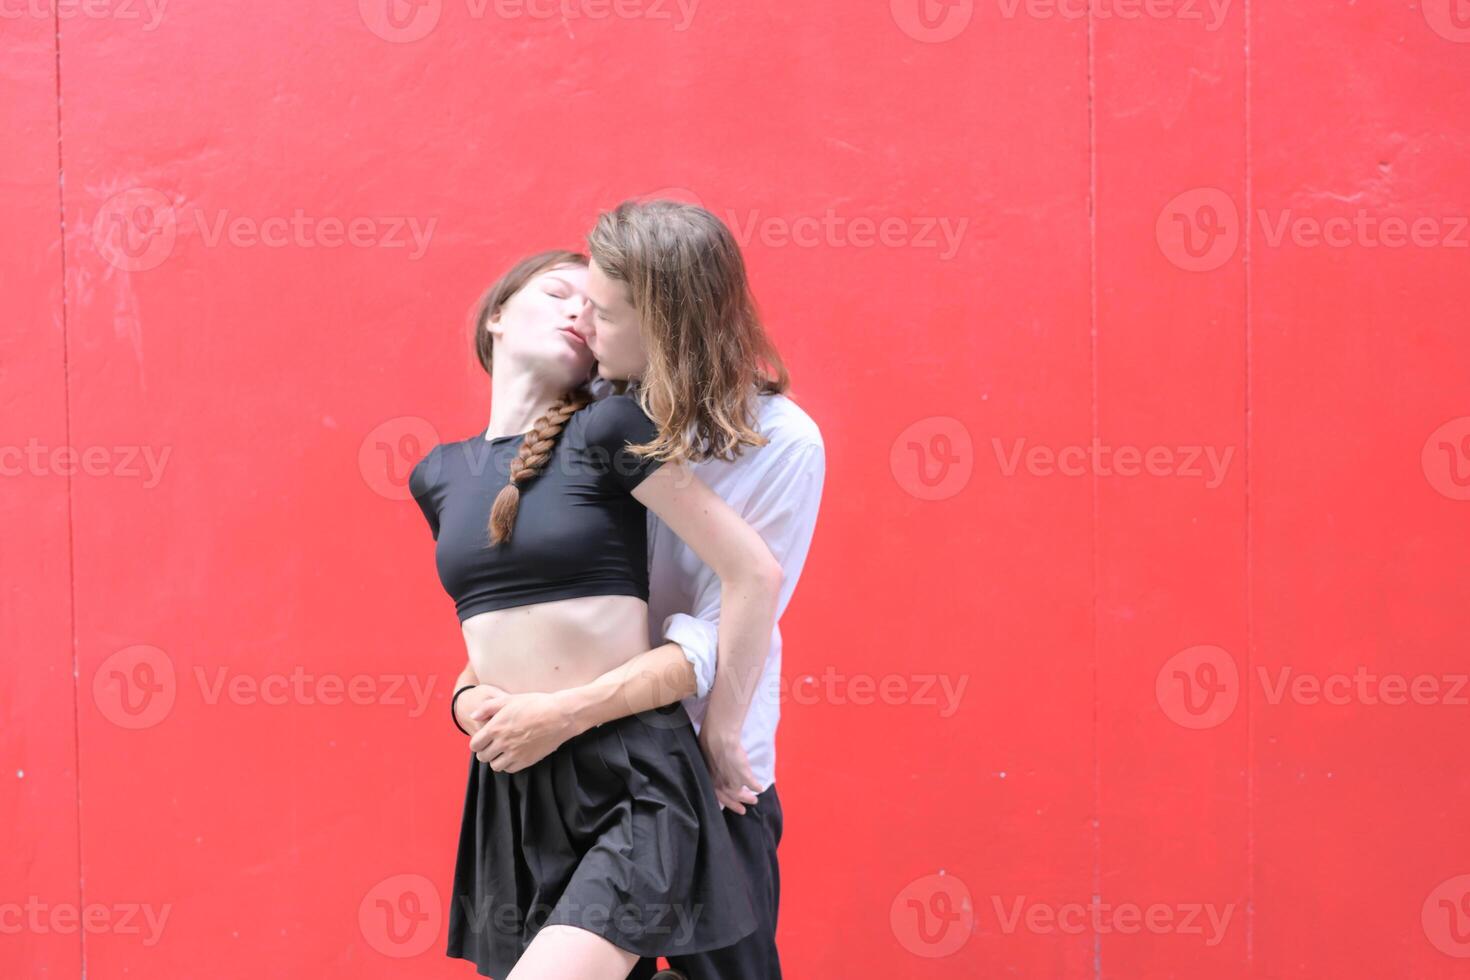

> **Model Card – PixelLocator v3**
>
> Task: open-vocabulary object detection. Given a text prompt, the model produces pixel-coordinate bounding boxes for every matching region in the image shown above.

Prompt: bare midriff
[460,594,651,694]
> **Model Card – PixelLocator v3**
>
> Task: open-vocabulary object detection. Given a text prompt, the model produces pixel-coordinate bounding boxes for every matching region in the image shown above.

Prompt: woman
[409,249,781,979]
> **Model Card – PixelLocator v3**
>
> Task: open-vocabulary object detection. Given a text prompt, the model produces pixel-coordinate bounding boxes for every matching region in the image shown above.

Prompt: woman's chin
[546,352,595,389]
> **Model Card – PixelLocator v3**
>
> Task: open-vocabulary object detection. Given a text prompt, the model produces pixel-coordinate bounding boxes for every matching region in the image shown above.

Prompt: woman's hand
[468,688,583,773]
[453,683,498,737]
[698,719,763,814]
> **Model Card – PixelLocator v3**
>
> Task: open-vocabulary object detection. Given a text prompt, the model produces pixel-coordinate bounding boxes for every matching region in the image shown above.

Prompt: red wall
[6,2,1470,977]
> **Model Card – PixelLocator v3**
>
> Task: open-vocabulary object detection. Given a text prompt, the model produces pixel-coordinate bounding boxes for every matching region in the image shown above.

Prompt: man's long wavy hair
[587,200,788,464]
[470,249,591,545]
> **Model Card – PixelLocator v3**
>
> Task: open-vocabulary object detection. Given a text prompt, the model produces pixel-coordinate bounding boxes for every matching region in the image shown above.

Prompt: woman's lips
[560,327,589,347]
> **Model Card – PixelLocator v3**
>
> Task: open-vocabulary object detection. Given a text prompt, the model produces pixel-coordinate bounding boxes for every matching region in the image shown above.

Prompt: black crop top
[408,394,666,622]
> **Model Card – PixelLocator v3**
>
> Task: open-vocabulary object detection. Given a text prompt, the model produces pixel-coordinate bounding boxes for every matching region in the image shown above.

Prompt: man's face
[584,258,650,382]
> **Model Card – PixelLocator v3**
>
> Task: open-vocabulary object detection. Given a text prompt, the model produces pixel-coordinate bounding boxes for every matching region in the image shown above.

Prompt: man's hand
[698,721,762,814]
[468,688,583,773]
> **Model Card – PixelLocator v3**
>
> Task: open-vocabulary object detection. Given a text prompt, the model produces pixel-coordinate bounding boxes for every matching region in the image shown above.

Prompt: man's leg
[666,783,784,979]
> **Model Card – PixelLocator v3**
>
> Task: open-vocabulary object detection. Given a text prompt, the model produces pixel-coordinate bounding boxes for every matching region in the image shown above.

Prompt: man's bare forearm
[703,564,781,737]
[555,642,697,735]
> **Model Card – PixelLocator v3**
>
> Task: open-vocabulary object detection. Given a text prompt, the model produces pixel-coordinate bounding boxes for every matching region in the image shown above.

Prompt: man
[454,199,824,979]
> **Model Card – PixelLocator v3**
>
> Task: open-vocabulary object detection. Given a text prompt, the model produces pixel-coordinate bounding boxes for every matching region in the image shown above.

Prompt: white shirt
[645,392,826,789]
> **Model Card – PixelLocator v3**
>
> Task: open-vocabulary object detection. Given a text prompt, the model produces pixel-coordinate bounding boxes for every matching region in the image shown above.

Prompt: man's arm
[471,456,785,779]
[680,441,825,810]
[557,641,697,730]
[468,439,825,783]
[665,441,826,704]
[465,643,699,769]
[628,462,785,813]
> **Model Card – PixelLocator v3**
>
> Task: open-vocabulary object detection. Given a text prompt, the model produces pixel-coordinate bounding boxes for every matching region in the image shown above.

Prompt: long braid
[486,389,592,545]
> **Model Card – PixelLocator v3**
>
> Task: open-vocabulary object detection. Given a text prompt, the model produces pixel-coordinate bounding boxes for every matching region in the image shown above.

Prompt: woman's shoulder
[408,441,445,499]
[581,390,651,420]
[409,430,496,495]
[577,392,658,449]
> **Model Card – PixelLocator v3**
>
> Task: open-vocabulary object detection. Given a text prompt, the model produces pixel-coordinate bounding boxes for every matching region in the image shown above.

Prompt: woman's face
[584,259,650,382]
[486,264,595,386]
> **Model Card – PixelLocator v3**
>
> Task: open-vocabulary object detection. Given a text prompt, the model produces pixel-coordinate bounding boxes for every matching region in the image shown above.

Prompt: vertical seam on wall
[51,8,86,980]
[1243,0,1256,972]
[1086,6,1103,980]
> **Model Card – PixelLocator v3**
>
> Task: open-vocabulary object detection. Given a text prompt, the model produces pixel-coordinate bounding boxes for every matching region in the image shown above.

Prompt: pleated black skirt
[445,704,757,978]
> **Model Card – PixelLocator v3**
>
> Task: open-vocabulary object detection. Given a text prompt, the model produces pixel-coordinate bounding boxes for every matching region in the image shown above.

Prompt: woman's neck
[486,360,566,439]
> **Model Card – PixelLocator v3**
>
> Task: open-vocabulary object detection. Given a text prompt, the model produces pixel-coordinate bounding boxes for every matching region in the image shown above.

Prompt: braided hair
[486,388,592,545]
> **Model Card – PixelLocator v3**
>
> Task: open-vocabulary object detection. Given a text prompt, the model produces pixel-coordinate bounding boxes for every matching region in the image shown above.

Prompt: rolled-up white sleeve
[662,441,826,699]
[664,612,720,699]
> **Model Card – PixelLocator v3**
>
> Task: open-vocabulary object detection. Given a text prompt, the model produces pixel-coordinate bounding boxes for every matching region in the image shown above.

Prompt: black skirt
[445,704,757,977]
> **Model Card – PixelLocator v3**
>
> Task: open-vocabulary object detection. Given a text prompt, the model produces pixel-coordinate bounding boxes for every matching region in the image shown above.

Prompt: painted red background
[5,1,1470,977]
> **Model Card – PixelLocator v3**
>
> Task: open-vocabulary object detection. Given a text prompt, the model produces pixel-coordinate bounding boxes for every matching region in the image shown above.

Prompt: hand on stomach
[462,594,651,694]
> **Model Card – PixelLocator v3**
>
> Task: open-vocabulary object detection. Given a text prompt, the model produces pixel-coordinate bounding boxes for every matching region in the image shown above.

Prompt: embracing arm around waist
[539,440,826,733]
[456,464,777,759]
[459,643,696,741]
[554,641,697,733]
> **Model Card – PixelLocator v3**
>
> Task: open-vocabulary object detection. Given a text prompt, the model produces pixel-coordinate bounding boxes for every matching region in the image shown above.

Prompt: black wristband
[451,684,477,736]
